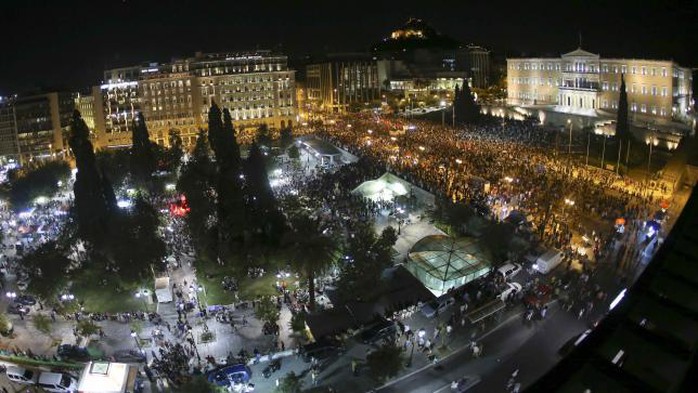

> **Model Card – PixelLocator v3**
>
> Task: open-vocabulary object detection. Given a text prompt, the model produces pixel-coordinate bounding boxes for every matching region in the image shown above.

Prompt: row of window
[511,62,685,79]
[511,77,673,97]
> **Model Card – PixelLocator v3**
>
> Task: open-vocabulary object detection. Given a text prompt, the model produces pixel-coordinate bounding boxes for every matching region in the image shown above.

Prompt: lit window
[621,65,627,74]
[641,86,647,95]
[641,66,646,75]
[661,67,667,77]
[641,104,647,113]
[651,86,657,96]
[631,66,637,74]
[662,87,668,96]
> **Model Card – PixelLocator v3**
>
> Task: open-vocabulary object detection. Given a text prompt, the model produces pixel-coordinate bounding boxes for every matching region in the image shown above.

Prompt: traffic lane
[378,309,539,393]
[468,303,590,393]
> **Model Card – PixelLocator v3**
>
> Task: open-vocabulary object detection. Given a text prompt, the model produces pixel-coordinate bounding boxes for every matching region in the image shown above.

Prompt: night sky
[2,0,696,94]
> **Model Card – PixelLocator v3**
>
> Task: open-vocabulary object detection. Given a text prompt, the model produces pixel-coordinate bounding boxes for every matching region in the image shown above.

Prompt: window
[661,67,667,77]
[631,66,637,74]
[603,99,608,108]
[651,86,657,96]
[651,68,656,76]
[640,104,647,113]
[631,102,637,112]
[662,87,668,97]
[631,84,636,94]
[548,77,553,86]
[532,63,537,70]
[602,81,609,91]
[555,63,560,71]
[621,65,627,74]
[660,107,667,116]
[613,65,618,74]
[651,106,657,115]
[547,63,552,70]
[641,85,647,95]
[641,66,647,75]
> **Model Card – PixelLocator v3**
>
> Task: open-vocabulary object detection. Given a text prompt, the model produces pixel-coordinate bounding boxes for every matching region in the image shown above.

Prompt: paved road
[377,303,588,393]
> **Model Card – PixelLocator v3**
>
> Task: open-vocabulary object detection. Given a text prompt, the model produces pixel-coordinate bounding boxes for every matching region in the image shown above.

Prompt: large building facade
[306,55,382,113]
[507,48,694,128]
[0,92,74,164]
[92,50,296,149]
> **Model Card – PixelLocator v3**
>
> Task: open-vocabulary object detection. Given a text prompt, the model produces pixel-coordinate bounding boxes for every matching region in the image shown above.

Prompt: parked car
[421,296,455,318]
[497,262,522,280]
[37,372,78,393]
[15,295,37,306]
[300,338,344,363]
[206,364,252,387]
[112,348,146,363]
[451,375,481,392]
[498,282,522,301]
[360,318,397,344]
[56,344,91,362]
[7,303,30,315]
[5,366,38,385]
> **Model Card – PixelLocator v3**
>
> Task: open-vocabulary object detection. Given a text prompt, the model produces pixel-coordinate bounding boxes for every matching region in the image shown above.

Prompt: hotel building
[91,50,295,149]
[507,48,694,130]
[306,54,382,113]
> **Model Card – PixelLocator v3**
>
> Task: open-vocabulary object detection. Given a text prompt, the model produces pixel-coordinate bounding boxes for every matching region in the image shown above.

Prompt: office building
[306,54,381,113]
[507,48,694,129]
[0,92,74,164]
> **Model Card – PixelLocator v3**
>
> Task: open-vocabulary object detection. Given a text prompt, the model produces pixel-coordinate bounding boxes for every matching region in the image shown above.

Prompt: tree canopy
[131,112,156,188]
[366,343,404,382]
[7,161,70,211]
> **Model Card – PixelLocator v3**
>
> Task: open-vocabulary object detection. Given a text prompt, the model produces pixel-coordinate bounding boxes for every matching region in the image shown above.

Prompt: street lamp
[187,327,201,362]
[60,293,75,302]
[5,292,17,301]
[134,289,149,312]
[440,100,447,127]
[646,135,658,178]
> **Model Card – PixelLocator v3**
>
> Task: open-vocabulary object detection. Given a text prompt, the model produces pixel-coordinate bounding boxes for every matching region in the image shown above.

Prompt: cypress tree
[131,112,155,188]
[458,80,480,124]
[616,74,631,170]
[69,110,111,243]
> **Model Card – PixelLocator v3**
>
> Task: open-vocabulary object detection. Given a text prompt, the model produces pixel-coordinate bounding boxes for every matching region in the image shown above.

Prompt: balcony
[559,82,600,92]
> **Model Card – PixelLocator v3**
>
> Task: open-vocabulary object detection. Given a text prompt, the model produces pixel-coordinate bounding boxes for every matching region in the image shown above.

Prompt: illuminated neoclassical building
[507,48,694,129]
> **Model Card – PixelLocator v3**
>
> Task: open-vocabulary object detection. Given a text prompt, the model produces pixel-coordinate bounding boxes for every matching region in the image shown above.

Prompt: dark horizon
[2,0,697,95]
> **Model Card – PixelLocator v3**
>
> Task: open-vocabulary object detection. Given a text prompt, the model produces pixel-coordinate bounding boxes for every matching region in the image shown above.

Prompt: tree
[255,124,273,148]
[175,376,216,393]
[366,343,404,382]
[616,74,631,170]
[287,145,300,160]
[76,319,100,342]
[283,215,337,311]
[96,148,131,188]
[106,196,167,282]
[337,224,397,302]
[279,127,293,149]
[275,372,303,393]
[454,81,480,124]
[480,221,516,264]
[244,143,284,241]
[255,295,280,326]
[8,161,70,211]
[207,105,246,258]
[69,110,113,244]
[33,314,52,335]
[289,312,306,333]
[166,129,184,172]
[22,241,71,302]
[178,130,217,257]
[131,112,156,188]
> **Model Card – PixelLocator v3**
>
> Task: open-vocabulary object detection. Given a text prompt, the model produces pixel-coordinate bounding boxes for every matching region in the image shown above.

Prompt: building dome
[407,235,492,296]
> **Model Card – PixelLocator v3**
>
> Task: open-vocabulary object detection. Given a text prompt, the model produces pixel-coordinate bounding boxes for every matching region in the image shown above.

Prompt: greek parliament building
[84,50,296,149]
[506,48,694,132]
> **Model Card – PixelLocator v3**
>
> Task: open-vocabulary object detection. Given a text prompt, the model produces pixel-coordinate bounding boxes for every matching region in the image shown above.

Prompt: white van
[5,366,38,385]
[533,249,564,274]
[38,372,78,393]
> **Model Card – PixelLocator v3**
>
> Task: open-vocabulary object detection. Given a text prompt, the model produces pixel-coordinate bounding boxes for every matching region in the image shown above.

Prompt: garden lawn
[70,268,153,313]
